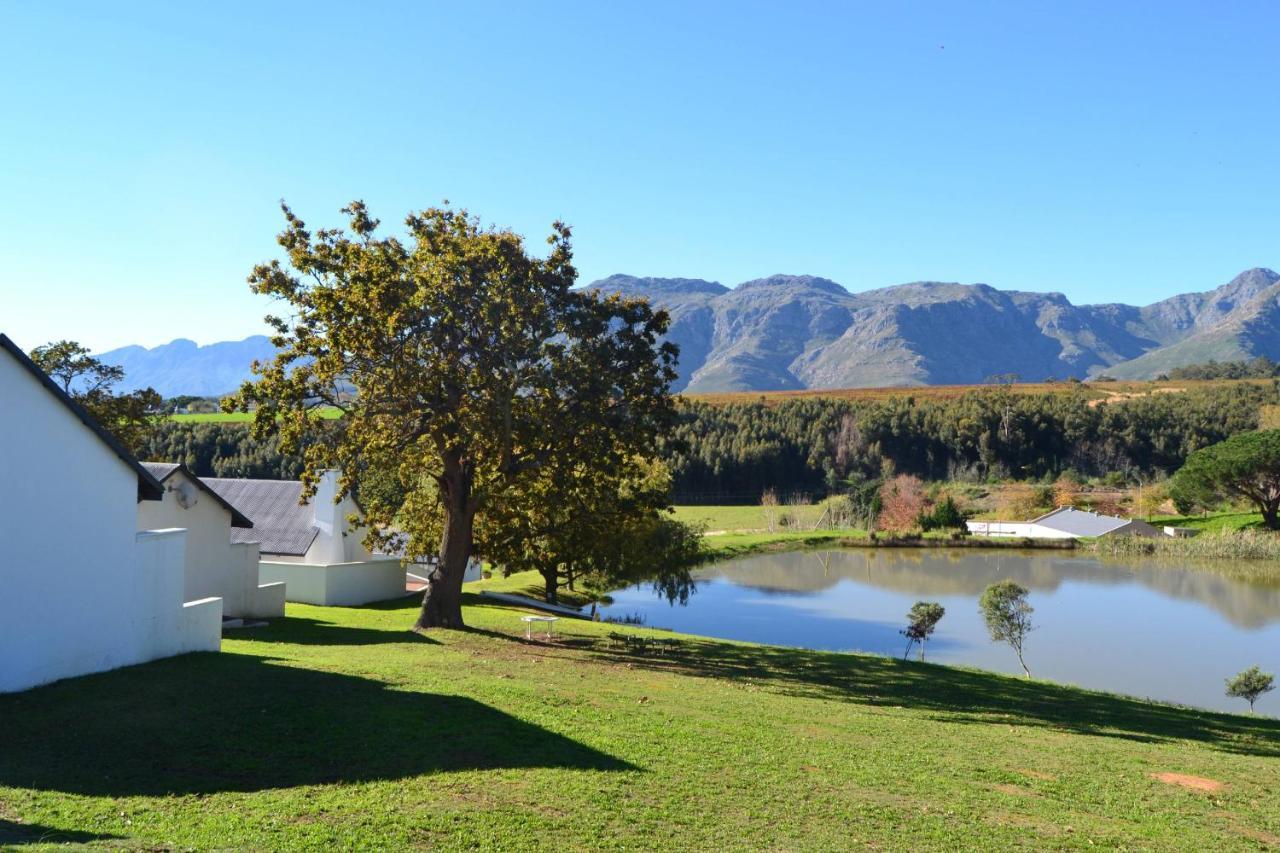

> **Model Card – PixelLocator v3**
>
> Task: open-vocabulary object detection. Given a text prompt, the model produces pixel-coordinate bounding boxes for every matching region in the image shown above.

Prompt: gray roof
[141,462,254,529]
[1,333,163,501]
[203,478,319,556]
[1033,507,1130,537]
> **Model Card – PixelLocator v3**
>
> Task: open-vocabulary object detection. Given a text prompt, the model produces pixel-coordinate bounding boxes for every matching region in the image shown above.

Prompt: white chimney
[310,470,348,564]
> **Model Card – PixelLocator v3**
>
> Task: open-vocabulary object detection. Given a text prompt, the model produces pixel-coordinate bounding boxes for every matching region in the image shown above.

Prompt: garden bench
[521,614,559,640]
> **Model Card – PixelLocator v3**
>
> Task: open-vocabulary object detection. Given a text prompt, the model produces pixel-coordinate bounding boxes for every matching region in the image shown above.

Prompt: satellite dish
[173,481,198,510]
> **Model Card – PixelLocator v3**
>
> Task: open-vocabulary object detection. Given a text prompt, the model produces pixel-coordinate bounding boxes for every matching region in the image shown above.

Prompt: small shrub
[878,475,927,532]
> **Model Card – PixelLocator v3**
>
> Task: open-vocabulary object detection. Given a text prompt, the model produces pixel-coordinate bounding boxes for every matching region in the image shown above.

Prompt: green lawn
[671,503,829,531]
[169,407,345,423]
[1152,511,1265,533]
[1,582,1277,849]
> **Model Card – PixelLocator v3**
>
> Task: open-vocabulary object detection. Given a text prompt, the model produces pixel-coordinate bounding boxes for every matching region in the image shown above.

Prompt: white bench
[521,615,559,640]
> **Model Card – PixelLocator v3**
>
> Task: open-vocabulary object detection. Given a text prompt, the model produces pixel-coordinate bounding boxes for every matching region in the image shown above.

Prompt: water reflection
[600,549,1280,713]
[705,549,1280,629]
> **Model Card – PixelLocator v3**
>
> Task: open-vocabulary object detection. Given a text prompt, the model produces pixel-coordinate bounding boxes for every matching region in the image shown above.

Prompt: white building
[138,462,286,619]
[967,506,1164,539]
[203,471,406,606]
[0,334,221,694]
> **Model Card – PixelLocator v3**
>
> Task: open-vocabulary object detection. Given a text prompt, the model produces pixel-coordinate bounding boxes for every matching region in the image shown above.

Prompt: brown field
[682,378,1273,407]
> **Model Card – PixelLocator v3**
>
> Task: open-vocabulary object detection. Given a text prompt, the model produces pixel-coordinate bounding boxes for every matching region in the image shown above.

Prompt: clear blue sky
[2,1,1278,352]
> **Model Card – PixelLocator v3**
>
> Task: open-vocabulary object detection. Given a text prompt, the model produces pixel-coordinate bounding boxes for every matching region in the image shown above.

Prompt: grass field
[169,407,345,423]
[1,580,1276,850]
[671,503,829,531]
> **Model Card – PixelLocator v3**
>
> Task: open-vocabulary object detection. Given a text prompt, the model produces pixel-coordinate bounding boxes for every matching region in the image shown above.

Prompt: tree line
[664,382,1278,498]
[143,381,1278,502]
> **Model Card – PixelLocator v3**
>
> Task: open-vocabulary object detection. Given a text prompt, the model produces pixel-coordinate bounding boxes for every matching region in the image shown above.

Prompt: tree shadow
[236,615,439,647]
[0,652,632,797]
[0,819,121,846]
[574,635,1280,758]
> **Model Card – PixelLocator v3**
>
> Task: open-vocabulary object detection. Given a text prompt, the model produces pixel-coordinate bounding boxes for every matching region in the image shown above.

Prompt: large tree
[29,340,162,454]
[229,201,678,629]
[1170,429,1280,529]
[482,456,703,606]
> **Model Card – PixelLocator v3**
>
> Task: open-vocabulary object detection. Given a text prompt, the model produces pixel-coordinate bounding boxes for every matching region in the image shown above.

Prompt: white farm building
[138,462,286,620]
[0,334,222,693]
[203,471,406,607]
[967,506,1163,540]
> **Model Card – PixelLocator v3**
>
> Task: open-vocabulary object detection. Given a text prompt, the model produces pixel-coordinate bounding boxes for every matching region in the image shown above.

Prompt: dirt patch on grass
[1151,772,1223,793]
[1236,826,1280,846]
[990,783,1041,798]
[1015,768,1056,781]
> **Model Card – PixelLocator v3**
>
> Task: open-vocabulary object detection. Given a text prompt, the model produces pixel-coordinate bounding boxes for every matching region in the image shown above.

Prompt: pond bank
[704,529,1078,560]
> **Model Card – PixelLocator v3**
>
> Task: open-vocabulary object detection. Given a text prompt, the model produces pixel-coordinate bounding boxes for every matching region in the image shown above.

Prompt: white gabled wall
[0,350,220,693]
[137,470,285,618]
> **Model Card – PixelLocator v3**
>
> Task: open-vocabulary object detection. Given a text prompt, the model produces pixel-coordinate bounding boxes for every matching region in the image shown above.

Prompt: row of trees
[136,379,1278,512]
[1164,357,1280,381]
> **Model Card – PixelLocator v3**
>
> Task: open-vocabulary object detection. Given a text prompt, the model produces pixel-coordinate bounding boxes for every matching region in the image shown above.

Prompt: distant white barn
[968,506,1164,539]
[138,462,286,619]
[0,334,221,693]
[203,471,406,606]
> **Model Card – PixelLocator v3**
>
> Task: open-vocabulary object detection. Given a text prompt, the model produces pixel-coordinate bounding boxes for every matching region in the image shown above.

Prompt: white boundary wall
[259,558,406,606]
[965,521,1077,539]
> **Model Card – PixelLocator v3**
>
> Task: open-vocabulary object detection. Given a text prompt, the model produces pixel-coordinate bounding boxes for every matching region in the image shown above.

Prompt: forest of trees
[1163,357,1280,380]
[143,382,1279,502]
[662,383,1277,500]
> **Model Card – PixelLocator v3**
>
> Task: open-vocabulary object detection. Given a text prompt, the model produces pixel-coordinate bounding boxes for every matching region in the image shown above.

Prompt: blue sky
[2,1,1278,352]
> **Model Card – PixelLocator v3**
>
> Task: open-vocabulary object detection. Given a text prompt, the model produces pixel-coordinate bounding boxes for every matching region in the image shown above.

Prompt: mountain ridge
[96,268,1280,395]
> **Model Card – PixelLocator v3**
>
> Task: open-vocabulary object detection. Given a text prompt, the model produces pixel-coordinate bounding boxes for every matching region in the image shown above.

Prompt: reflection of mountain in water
[700,550,1280,630]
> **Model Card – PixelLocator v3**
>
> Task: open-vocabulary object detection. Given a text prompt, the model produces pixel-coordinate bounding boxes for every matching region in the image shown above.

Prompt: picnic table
[521,614,559,640]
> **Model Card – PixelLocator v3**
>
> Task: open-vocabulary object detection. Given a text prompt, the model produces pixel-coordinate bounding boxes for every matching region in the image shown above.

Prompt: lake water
[598,549,1280,713]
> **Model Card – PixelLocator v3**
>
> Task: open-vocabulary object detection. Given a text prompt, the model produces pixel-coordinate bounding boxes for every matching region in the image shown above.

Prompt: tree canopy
[29,340,161,454]
[228,201,679,629]
[1170,429,1280,529]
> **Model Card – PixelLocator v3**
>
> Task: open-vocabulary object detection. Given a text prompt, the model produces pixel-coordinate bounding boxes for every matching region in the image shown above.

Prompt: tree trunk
[414,476,474,631]
[543,569,559,605]
[1262,500,1280,530]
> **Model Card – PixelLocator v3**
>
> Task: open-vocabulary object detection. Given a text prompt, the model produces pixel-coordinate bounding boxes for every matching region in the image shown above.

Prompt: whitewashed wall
[965,521,1077,539]
[137,470,285,618]
[259,559,407,606]
[0,351,221,693]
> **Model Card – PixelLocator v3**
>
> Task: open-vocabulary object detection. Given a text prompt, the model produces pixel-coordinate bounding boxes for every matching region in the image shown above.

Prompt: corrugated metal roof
[203,478,319,556]
[142,462,254,529]
[1035,507,1129,537]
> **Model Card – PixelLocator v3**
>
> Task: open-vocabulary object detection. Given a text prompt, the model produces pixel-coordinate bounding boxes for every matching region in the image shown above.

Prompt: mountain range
[98,267,1280,395]
[590,267,1280,391]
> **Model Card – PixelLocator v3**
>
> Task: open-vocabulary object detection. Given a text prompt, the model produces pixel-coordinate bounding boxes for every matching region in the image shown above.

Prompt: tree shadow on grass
[0,819,121,846]
[568,634,1280,758]
[0,652,633,797]
[234,614,439,647]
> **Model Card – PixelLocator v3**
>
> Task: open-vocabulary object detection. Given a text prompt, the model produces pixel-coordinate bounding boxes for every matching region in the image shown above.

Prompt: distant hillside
[96,268,1280,395]
[591,268,1280,391]
[97,336,276,397]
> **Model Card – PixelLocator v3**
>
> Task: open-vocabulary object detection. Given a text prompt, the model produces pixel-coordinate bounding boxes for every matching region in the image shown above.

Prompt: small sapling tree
[979,580,1035,677]
[1225,665,1275,714]
[901,601,945,661]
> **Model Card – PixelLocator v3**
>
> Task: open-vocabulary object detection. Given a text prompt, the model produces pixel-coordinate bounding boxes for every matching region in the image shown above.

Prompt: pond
[598,549,1280,713]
